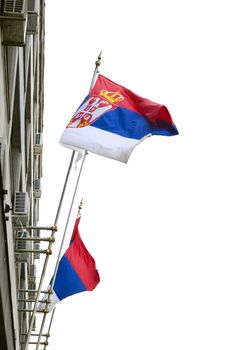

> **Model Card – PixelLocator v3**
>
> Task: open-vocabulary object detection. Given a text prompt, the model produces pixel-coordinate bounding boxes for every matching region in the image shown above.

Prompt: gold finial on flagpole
[77,198,83,217]
[95,50,102,68]
[89,50,102,92]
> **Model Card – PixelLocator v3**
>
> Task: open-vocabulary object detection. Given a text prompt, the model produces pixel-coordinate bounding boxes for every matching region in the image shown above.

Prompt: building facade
[0,0,45,348]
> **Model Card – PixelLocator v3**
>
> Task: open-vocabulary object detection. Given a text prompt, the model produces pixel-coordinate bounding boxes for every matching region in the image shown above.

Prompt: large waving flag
[60,75,179,163]
[40,216,100,312]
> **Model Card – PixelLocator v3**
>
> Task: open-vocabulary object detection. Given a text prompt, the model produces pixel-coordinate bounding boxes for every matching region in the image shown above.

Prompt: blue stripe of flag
[91,106,178,139]
[53,255,87,300]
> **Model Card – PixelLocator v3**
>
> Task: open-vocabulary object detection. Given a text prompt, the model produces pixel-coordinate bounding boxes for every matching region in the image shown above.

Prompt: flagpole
[51,156,86,292]
[39,198,83,350]
[42,199,84,350]
[35,153,87,350]
[35,51,102,350]
[41,199,84,350]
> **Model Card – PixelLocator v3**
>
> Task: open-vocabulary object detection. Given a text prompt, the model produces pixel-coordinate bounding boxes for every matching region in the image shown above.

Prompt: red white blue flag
[44,217,100,311]
[60,75,179,163]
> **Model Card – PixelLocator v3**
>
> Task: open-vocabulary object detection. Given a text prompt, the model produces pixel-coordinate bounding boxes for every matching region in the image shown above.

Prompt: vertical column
[18,47,26,192]
[30,36,34,227]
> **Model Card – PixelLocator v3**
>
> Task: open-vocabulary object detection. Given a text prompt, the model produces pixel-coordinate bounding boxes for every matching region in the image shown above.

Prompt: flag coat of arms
[60,75,179,163]
[41,217,100,311]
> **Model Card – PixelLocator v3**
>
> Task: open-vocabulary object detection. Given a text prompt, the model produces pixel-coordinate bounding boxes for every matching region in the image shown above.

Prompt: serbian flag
[40,217,100,311]
[59,75,179,163]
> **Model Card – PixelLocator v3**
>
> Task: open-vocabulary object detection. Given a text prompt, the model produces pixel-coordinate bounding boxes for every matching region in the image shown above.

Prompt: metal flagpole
[24,150,76,350]
[41,201,83,350]
[35,152,87,350]
[35,51,102,350]
[50,166,85,294]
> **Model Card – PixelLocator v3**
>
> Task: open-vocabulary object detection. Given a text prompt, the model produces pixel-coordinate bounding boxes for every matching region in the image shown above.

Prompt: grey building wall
[0,1,45,348]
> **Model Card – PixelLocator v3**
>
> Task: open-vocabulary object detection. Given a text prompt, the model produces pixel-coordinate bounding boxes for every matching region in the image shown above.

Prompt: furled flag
[60,75,179,163]
[39,216,100,312]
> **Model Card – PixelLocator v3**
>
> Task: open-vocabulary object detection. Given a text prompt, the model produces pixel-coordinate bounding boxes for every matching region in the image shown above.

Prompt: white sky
[36,0,234,349]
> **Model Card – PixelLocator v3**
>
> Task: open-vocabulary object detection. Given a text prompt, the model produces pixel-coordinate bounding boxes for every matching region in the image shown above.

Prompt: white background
[37,0,234,349]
